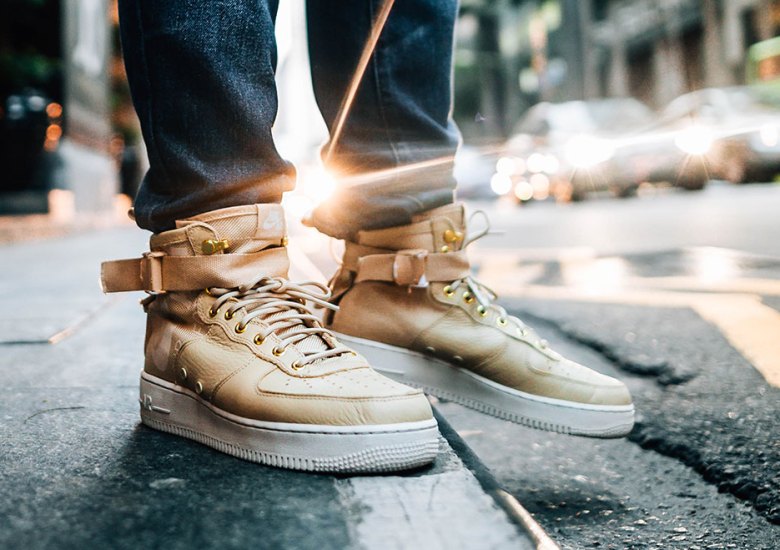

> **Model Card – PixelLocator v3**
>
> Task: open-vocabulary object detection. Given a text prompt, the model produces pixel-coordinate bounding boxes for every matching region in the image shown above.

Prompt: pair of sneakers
[102,202,634,473]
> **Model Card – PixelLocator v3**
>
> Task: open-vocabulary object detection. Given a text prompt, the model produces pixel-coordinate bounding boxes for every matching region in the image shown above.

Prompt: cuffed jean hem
[303,163,456,240]
[133,171,296,233]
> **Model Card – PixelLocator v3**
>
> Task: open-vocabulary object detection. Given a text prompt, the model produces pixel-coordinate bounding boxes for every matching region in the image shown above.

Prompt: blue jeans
[119,0,460,238]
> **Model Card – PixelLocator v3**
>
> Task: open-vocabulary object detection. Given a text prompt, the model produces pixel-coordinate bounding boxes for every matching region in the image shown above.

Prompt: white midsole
[141,371,437,434]
[139,371,440,463]
[336,333,635,437]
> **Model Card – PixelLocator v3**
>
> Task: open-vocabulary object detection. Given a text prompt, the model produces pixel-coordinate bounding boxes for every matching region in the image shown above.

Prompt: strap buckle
[141,251,166,292]
[392,249,428,287]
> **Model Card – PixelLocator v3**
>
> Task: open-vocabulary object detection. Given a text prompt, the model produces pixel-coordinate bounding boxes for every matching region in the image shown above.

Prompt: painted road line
[470,247,595,263]
[619,276,780,296]
[693,295,780,388]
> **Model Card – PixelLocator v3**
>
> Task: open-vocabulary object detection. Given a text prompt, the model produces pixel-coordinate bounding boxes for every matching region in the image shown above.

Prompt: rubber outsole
[336,333,635,439]
[139,372,440,473]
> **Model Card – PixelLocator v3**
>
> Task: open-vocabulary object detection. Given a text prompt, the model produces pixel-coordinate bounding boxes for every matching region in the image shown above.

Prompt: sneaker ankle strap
[353,248,470,287]
[101,247,290,293]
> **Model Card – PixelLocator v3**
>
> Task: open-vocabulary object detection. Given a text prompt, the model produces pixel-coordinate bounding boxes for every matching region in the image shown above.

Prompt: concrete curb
[434,409,559,550]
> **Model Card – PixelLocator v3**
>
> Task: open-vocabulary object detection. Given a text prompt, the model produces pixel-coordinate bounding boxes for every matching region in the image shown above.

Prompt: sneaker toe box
[213,365,434,426]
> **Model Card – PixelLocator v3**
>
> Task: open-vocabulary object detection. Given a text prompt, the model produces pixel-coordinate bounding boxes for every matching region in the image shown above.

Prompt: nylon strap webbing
[100,247,290,293]
[354,249,469,286]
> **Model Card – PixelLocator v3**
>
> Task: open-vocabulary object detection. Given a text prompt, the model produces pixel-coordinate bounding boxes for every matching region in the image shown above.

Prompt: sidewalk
[0,226,551,549]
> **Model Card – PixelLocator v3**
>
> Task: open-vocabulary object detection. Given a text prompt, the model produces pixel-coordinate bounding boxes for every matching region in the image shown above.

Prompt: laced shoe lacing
[206,276,351,367]
[440,211,557,356]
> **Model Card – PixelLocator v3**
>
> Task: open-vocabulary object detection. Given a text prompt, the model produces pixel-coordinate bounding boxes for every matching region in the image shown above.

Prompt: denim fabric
[305,0,460,239]
[119,0,459,236]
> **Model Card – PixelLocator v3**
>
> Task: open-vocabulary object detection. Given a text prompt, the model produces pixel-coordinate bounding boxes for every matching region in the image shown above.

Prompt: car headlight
[674,127,713,155]
[760,123,779,147]
[490,173,512,195]
[564,136,615,169]
[495,156,516,176]
[513,179,534,201]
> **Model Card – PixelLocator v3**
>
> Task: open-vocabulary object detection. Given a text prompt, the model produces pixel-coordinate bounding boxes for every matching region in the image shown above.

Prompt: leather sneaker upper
[102,204,433,426]
[326,203,632,407]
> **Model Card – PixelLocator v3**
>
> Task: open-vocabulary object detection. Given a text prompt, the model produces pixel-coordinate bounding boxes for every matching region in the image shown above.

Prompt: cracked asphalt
[450,181,780,548]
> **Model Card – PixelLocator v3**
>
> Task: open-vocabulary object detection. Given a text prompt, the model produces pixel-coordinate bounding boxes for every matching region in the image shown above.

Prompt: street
[448,181,780,548]
[285,178,780,548]
[5,0,780,548]
[221,179,780,547]
[2,180,779,549]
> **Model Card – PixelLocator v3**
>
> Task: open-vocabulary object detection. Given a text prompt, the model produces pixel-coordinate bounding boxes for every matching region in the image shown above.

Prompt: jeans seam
[133,0,172,223]
[367,0,401,174]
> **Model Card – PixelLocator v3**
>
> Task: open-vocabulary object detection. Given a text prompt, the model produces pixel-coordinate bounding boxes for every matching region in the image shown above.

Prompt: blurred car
[662,86,780,184]
[496,98,657,202]
[609,86,780,190]
[602,96,717,194]
[0,90,62,198]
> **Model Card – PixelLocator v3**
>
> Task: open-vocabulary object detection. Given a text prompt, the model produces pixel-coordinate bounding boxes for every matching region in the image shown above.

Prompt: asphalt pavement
[0,225,540,549]
[449,181,780,548]
[2,180,779,549]
[286,179,780,548]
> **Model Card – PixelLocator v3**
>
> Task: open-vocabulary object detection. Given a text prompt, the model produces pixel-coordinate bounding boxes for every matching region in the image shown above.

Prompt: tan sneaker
[101,204,438,473]
[325,203,634,438]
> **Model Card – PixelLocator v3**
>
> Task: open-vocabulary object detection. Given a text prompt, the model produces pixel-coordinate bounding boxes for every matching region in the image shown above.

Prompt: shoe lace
[445,211,551,352]
[207,276,350,367]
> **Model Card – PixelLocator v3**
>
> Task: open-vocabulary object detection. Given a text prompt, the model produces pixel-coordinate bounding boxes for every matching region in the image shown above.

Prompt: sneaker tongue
[295,333,330,355]
[261,310,330,357]
[185,205,329,356]
[180,204,287,254]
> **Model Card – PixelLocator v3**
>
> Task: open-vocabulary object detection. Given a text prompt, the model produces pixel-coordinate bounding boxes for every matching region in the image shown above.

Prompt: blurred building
[454,0,780,140]
[0,0,121,218]
[587,0,780,107]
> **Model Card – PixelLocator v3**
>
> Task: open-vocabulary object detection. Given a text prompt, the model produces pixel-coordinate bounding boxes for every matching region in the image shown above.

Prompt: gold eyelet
[462,291,474,304]
[291,361,303,370]
[224,310,234,320]
[477,305,487,317]
[273,346,286,357]
[235,323,246,334]
[281,236,289,246]
[497,317,508,327]
[179,368,187,380]
[253,334,265,345]
[195,381,203,394]
[203,288,212,296]
[443,285,454,297]
[440,245,450,253]
[208,307,218,317]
